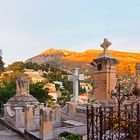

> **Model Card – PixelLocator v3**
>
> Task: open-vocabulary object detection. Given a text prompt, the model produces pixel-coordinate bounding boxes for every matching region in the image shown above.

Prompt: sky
[0,0,140,65]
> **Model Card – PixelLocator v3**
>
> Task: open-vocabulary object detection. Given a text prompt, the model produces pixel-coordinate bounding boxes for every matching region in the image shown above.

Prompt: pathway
[0,123,24,140]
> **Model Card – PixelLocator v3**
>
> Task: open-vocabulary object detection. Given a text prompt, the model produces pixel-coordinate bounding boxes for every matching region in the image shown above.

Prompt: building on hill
[44,83,56,90]
[44,83,61,102]
[79,93,88,103]
[1,70,13,76]
[53,81,64,89]
[24,69,47,83]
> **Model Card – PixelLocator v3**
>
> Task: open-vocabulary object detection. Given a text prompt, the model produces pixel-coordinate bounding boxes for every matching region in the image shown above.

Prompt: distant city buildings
[24,69,47,83]
[44,82,61,102]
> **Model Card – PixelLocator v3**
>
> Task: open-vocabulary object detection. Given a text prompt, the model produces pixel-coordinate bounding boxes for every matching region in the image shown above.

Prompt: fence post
[99,107,103,140]
[137,103,140,140]
[91,105,94,140]
[86,105,89,140]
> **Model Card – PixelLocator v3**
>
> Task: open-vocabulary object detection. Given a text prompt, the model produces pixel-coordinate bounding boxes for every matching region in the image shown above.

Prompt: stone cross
[68,68,84,103]
[100,38,111,54]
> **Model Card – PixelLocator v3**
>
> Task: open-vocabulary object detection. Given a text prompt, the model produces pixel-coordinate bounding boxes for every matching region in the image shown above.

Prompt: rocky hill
[26,48,140,76]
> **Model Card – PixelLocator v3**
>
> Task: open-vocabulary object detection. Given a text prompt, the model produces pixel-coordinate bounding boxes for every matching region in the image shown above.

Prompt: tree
[25,62,50,71]
[0,79,16,103]
[0,70,24,85]
[6,61,25,72]
[57,89,71,107]
[0,78,54,105]
[30,82,54,104]
[0,53,4,73]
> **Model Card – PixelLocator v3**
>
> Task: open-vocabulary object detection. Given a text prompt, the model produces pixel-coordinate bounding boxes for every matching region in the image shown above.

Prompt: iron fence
[87,103,140,140]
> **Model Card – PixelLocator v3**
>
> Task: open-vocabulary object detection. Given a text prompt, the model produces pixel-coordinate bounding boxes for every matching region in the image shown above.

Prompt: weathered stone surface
[0,123,23,140]
[8,94,38,108]
[7,76,39,108]
[91,38,119,104]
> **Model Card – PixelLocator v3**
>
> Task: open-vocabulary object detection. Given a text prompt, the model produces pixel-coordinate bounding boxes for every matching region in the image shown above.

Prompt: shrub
[59,131,83,140]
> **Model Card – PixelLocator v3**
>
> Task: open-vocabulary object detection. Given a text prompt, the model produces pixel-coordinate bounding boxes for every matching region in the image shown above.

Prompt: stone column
[25,105,35,131]
[3,104,10,120]
[40,108,53,140]
[14,107,24,128]
[52,105,61,127]
[68,103,76,119]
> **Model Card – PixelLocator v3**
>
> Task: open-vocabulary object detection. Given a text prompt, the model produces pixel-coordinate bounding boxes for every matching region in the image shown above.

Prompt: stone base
[96,99,116,106]
[7,94,39,108]
[70,97,83,104]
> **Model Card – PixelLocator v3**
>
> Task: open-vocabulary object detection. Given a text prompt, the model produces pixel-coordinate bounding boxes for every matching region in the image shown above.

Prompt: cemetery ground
[0,122,24,140]
[0,39,140,140]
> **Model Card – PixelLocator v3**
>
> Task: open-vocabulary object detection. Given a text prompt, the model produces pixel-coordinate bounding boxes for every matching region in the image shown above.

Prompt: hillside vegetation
[26,48,140,76]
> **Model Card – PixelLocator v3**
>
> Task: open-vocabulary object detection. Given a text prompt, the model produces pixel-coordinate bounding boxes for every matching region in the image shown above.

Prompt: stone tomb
[3,75,88,140]
[90,38,119,104]
[7,76,39,108]
[4,76,39,128]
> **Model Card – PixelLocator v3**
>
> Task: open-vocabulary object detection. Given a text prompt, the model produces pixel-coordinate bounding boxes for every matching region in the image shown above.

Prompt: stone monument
[90,38,119,104]
[7,76,39,108]
[68,68,84,103]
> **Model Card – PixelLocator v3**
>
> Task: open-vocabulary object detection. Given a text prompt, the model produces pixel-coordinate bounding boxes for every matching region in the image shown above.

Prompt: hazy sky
[0,0,140,65]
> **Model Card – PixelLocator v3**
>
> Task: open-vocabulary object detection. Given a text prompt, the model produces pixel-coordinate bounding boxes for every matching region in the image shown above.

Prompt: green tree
[0,79,54,105]
[57,89,71,107]
[25,62,50,71]
[0,56,4,73]
[25,62,69,82]
[0,79,16,103]
[30,82,54,104]
[6,61,25,72]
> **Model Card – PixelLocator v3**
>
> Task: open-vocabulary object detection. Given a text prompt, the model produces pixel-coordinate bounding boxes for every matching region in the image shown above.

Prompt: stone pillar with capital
[25,105,35,131]
[39,108,53,140]
[14,107,24,128]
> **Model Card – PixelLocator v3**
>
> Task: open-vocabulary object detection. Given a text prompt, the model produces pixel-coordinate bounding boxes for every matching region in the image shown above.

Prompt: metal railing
[87,83,140,140]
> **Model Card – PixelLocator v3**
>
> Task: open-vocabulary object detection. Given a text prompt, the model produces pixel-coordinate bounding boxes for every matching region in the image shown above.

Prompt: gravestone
[68,68,84,103]
[90,38,119,104]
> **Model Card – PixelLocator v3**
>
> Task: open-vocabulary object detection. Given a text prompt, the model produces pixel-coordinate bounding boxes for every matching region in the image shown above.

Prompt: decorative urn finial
[16,76,30,95]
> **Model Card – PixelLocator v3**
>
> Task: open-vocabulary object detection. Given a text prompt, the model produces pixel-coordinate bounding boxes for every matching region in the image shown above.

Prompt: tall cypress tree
[0,50,4,73]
